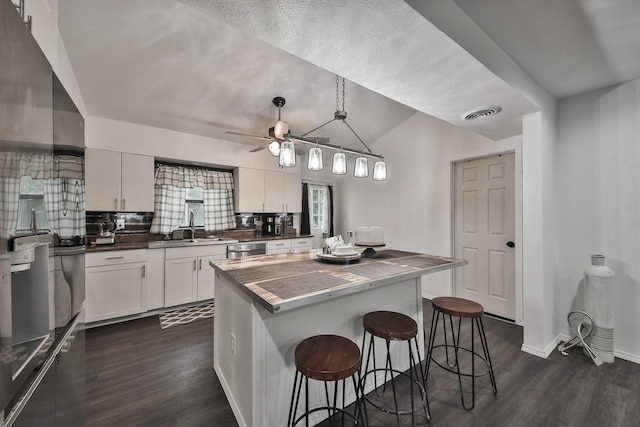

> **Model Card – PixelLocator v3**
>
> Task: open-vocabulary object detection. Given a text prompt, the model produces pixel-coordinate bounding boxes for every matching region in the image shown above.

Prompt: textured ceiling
[58,0,537,151]
[451,0,640,100]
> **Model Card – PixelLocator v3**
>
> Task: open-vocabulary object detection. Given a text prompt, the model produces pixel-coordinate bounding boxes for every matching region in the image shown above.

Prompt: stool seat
[295,335,361,382]
[432,296,483,318]
[363,311,417,341]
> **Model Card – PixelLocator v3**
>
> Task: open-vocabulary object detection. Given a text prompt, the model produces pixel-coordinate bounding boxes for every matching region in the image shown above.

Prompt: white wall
[555,79,640,363]
[317,111,522,303]
[85,116,301,173]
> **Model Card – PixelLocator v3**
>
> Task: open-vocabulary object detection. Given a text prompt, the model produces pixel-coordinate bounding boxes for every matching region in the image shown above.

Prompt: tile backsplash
[86,212,153,235]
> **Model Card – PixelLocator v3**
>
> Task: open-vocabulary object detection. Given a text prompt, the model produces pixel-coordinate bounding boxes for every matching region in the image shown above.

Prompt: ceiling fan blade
[250,144,268,153]
[226,131,272,141]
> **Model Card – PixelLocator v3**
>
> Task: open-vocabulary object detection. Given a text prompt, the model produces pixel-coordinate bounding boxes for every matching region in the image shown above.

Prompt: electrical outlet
[230,333,236,356]
[116,219,125,230]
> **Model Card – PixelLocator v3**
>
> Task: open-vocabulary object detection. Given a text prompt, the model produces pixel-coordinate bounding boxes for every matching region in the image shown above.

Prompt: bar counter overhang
[210,249,466,427]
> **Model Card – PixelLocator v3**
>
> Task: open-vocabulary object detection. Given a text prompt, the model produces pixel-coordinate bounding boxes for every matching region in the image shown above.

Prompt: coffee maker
[263,214,280,236]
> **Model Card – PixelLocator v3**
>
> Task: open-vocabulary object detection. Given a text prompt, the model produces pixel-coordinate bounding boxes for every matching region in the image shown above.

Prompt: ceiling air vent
[462,105,502,121]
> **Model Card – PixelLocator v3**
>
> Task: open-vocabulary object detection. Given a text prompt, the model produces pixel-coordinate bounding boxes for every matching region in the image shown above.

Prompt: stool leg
[288,370,302,427]
[412,336,431,421]
[424,307,439,384]
[384,339,402,426]
[477,317,498,394]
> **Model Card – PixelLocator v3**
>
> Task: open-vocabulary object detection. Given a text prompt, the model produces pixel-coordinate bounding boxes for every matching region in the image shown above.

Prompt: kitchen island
[210,249,466,427]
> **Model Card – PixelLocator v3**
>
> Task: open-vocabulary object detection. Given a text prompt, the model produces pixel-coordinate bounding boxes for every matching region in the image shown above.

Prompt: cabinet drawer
[266,240,290,252]
[164,244,228,260]
[290,238,313,250]
[86,249,148,267]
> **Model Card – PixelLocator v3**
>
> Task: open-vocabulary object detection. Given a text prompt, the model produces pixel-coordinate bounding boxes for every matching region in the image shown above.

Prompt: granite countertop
[210,249,467,314]
[85,231,314,252]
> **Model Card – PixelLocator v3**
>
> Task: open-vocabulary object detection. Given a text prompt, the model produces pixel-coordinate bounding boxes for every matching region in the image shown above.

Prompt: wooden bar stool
[424,297,497,410]
[360,311,430,425]
[287,334,364,426]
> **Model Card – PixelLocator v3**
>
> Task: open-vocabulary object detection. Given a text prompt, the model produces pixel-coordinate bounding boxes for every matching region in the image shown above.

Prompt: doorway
[453,153,516,321]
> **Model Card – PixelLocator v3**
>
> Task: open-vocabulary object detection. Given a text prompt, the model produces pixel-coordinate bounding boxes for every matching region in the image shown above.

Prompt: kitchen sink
[148,237,238,248]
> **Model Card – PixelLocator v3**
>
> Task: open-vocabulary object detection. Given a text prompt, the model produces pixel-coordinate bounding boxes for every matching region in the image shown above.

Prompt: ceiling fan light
[373,160,387,181]
[279,140,296,167]
[307,146,323,171]
[354,156,368,178]
[274,120,289,139]
[267,140,281,157]
[331,152,347,175]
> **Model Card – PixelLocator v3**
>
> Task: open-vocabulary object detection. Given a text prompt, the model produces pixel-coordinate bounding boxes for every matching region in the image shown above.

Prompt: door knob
[507,241,515,248]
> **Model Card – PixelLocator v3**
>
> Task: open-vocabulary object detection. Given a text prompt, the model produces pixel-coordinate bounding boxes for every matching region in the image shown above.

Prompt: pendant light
[302,75,387,180]
[331,151,347,175]
[354,155,368,178]
[307,145,323,171]
[373,159,387,181]
[279,139,296,167]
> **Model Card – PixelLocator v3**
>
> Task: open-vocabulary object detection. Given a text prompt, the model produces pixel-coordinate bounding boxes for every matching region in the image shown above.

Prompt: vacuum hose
[558,310,603,366]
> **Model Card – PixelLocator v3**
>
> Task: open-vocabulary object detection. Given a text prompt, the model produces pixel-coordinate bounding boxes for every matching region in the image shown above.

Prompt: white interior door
[454,153,516,320]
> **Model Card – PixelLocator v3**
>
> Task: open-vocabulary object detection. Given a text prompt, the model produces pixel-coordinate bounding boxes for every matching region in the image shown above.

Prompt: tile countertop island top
[210,249,467,314]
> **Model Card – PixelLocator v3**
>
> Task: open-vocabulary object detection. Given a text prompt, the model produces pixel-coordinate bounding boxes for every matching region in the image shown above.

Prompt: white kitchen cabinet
[164,244,227,307]
[147,248,165,309]
[266,237,313,254]
[234,167,265,212]
[235,167,301,213]
[85,148,154,212]
[85,250,148,323]
[266,239,290,254]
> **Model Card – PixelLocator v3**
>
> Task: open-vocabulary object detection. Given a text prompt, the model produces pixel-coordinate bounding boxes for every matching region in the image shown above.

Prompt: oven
[227,242,267,259]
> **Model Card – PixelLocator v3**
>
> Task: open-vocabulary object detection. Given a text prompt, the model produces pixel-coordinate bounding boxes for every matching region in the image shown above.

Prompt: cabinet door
[264,171,284,212]
[121,153,154,212]
[197,255,225,301]
[234,168,265,212]
[283,173,302,212]
[85,262,147,322]
[85,148,121,211]
[164,257,198,307]
[147,248,165,309]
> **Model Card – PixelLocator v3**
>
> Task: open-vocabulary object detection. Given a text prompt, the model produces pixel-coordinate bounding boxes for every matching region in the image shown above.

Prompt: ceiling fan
[225,97,328,156]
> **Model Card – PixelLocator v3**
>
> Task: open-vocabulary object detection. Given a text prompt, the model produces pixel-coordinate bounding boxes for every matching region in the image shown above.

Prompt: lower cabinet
[164,245,227,307]
[85,250,148,323]
[266,238,313,254]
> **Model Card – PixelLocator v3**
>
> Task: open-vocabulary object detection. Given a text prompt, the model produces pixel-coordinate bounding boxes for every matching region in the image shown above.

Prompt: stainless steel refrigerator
[1,1,85,425]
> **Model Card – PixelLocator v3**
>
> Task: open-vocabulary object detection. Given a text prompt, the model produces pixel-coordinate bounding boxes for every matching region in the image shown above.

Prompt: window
[310,185,328,231]
[17,176,49,231]
[180,187,205,228]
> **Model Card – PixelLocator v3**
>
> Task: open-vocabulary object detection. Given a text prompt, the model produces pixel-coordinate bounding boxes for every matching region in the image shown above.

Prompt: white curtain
[150,164,235,234]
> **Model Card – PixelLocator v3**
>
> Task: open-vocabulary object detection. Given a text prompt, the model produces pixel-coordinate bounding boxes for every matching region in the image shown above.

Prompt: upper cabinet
[235,168,301,213]
[85,149,154,212]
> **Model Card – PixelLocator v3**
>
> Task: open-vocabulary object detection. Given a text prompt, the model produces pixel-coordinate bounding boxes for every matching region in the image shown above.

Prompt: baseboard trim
[557,333,640,364]
[521,335,562,359]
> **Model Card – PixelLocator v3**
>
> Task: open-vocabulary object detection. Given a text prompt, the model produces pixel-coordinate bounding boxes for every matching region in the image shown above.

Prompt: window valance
[154,164,234,190]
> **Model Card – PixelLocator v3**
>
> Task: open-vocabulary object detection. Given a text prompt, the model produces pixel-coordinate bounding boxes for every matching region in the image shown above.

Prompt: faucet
[189,211,196,241]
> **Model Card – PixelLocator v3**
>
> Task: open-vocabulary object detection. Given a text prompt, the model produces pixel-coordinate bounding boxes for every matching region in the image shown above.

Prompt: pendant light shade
[354,156,368,178]
[331,151,347,175]
[307,146,323,171]
[279,140,296,167]
[267,140,280,157]
[373,160,387,181]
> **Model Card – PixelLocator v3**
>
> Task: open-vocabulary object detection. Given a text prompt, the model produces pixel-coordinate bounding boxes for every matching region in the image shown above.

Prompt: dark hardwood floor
[86,301,640,426]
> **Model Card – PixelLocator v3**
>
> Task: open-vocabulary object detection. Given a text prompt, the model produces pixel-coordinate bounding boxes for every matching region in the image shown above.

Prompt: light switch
[116,218,125,230]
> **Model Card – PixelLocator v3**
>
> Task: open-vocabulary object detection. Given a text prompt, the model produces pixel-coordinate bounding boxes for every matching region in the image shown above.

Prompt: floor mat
[159,301,214,329]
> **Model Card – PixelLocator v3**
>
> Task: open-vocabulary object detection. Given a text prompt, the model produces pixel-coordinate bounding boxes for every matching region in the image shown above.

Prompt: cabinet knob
[114,197,118,210]
[122,198,126,210]
[507,241,515,248]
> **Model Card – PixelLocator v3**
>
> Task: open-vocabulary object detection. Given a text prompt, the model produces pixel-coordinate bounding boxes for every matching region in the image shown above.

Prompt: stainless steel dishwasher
[226,242,267,258]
